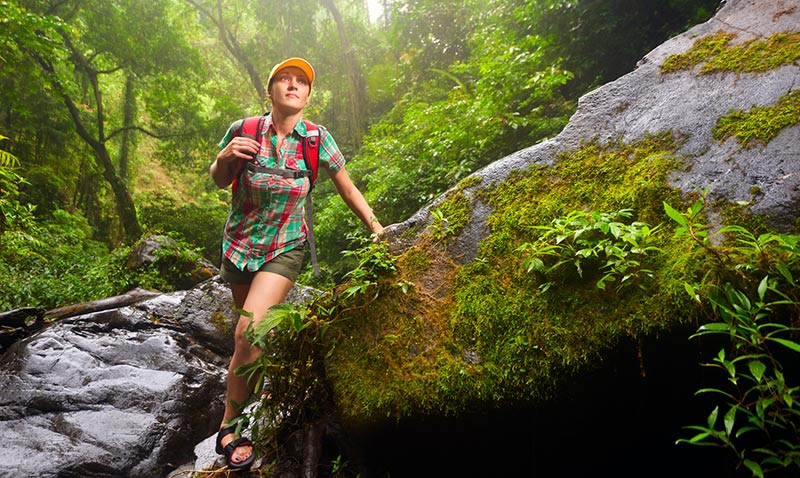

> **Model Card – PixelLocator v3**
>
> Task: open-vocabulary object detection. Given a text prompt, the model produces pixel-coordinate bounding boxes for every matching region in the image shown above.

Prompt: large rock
[0,275,323,477]
[125,234,219,291]
[351,1,800,476]
[0,278,236,477]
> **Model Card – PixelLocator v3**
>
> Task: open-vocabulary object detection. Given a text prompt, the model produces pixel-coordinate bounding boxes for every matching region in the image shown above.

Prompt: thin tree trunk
[46,288,159,320]
[319,0,368,147]
[185,0,267,104]
[118,75,137,183]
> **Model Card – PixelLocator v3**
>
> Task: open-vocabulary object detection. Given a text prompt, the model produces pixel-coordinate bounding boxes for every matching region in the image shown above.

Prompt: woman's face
[268,67,311,114]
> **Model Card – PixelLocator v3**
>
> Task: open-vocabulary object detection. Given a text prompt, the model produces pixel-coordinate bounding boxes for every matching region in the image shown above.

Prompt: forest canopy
[0,0,719,310]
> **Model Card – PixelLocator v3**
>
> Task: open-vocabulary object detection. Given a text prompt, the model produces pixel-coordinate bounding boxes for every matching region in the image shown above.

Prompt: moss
[661,32,736,73]
[209,310,235,335]
[396,246,432,277]
[324,240,462,420]
[446,132,693,404]
[712,89,800,148]
[661,31,800,75]
[456,174,483,190]
[715,198,772,237]
[324,132,711,419]
[429,176,483,243]
[430,190,472,242]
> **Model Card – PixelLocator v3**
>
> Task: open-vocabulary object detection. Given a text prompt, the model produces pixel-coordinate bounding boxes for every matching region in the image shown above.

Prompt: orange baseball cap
[267,57,315,90]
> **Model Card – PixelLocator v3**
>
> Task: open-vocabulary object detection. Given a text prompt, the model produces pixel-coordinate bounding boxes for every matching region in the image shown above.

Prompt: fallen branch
[45,288,160,320]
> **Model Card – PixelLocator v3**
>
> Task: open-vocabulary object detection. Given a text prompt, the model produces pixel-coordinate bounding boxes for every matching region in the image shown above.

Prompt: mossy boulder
[323,0,800,424]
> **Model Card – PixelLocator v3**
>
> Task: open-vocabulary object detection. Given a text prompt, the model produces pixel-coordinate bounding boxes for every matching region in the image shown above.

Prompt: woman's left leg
[218,271,294,465]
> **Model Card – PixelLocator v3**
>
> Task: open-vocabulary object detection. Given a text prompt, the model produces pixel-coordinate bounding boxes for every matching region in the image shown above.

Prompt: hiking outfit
[218,113,345,283]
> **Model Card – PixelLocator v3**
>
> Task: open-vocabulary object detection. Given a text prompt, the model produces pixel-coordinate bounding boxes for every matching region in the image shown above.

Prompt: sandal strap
[215,424,240,454]
[223,436,253,456]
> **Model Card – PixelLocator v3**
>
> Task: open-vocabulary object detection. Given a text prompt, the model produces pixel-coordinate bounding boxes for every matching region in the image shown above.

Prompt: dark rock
[126,234,219,291]
[0,288,229,478]
[0,308,45,354]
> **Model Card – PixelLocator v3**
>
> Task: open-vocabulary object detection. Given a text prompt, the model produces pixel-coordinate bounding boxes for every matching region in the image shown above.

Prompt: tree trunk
[118,75,137,183]
[319,0,368,147]
[34,50,143,244]
[185,0,267,104]
[45,288,159,320]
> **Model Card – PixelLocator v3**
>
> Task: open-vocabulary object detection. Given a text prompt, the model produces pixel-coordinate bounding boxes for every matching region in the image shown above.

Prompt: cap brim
[268,57,315,87]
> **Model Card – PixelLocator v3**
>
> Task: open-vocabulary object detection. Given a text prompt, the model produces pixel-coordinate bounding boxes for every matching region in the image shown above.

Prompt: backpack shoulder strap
[230,115,266,195]
[301,119,321,276]
[302,120,320,187]
[237,115,266,140]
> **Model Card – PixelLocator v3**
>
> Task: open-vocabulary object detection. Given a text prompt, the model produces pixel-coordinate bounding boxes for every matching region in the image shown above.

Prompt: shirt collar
[264,113,310,137]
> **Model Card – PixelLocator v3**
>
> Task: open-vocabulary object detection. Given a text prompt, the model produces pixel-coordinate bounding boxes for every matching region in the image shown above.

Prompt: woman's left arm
[329,168,384,236]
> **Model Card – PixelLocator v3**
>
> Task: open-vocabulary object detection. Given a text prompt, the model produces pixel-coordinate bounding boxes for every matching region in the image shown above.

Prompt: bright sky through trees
[367,0,382,23]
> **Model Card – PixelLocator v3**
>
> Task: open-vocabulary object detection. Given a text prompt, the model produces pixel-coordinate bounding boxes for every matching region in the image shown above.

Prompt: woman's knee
[232,317,259,354]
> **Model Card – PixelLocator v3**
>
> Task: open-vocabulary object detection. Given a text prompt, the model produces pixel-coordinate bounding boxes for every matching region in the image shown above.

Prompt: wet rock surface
[0,279,234,478]
[0,276,322,478]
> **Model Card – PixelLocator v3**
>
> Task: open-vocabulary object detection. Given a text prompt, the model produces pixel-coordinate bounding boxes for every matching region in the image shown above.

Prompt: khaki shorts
[220,246,305,284]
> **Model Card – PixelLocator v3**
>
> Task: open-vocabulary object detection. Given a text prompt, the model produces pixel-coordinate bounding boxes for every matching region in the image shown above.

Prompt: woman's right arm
[210,136,261,189]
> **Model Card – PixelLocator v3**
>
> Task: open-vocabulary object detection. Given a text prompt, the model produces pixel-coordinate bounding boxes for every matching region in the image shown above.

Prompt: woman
[210,57,384,469]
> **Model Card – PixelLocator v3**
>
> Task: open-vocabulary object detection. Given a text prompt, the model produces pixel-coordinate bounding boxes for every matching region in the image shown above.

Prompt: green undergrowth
[661,31,800,74]
[713,88,800,148]
[322,131,716,419]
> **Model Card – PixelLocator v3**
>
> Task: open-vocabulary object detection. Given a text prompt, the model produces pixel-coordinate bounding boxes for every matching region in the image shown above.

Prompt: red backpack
[230,115,322,275]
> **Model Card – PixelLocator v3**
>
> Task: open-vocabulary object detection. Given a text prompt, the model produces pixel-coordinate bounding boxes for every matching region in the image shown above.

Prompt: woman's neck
[270,109,302,137]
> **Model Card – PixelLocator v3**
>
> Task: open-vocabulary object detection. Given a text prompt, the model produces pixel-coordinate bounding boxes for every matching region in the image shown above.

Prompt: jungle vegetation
[7,2,800,477]
[0,0,720,308]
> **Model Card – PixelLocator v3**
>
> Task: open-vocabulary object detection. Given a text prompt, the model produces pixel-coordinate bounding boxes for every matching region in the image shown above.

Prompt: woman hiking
[210,57,385,469]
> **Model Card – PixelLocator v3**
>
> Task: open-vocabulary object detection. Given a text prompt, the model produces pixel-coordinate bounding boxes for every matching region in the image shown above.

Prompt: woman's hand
[211,137,260,188]
[218,136,260,164]
[371,222,401,243]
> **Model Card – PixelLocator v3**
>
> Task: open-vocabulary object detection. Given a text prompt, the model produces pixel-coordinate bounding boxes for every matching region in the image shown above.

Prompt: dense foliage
[0,0,718,304]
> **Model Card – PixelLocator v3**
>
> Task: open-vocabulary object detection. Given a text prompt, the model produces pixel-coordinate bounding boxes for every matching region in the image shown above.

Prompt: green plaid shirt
[219,115,345,272]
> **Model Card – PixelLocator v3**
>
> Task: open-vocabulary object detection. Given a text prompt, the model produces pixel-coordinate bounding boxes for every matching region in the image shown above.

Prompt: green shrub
[669,194,800,478]
[138,191,228,264]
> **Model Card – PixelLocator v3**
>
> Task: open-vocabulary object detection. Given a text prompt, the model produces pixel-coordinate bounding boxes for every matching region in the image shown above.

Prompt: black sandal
[215,424,255,470]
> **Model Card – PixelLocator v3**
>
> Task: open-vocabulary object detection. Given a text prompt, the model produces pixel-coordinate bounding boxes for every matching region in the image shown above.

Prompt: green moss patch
[325,132,708,419]
[429,175,484,243]
[325,241,464,419]
[449,133,693,404]
[661,31,800,74]
[430,190,472,242]
[713,89,800,148]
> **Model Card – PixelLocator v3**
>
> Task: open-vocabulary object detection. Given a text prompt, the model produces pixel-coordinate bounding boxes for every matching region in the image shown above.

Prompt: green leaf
[774,263,796,286]
[663,201,688,227]
[253,303,296,336]
[742,459,764,478]
[766,337,800,353]
[291,312,304,332]
[686,431,712,444]
[608,222,622,238]
[748,360,767,382]
[757,276,769,300]
[723,406,736,436]
[699,322,730,332]
[684,283,700,302]
[706,406,719,428]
